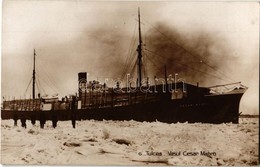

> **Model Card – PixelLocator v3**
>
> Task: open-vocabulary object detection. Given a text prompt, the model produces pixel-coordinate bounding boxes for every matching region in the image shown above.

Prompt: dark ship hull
[1,83,246,124]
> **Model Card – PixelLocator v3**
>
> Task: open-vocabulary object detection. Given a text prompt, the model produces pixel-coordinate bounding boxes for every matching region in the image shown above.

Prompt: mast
[32,49,36,99]
[137,8,142,87]
[164,64,167,86]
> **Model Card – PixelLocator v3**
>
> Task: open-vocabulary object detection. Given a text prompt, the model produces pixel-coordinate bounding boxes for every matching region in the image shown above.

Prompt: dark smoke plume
[143,22,237,86]
[37,21,238,92]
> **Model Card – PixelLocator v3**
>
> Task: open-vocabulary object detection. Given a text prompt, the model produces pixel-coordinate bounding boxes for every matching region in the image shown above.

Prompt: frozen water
[1,117,258,165]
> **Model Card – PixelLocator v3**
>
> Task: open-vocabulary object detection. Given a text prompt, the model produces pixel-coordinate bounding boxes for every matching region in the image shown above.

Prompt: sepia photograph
[1,1,259,165]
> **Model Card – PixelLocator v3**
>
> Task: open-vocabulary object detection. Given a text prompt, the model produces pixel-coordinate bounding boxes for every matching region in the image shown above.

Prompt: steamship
[1,9,247,124]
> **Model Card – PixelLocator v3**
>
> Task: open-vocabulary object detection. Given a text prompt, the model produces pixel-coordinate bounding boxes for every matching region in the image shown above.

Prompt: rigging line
[127,21,138,62]
[125,23,137,61]
[35,79,40,95]
[121,21,138,77]
[36,73,57,94]
[121,52,138,79]
[36,61,56,90]
[36,77,46,95]
[122,36,138,78]
[144,48,230,82]
[121,54,131,79]
[146,51,227,82]
[35,68,55,93]
[35,67,54,93]
[143,50,170,72]
[23,56,33,81]
[35,79,40,94]
[121,19,142,79]
[125,54,138,78]
[121,18,146,79]
[38,79,46,95]
[142,51,147,78]
[36,78,41,94]
[20,52,34,96]
[143,63,147,79]
[142,52,169,78]
[144,49,231,83]
[24,78,32,96]
[145,47,226,81]
[130,60,138,78]
[35,73,45,93]
[36,58,60,91]
[143,20,235,82]
[36,61,60,93]
[143,52,167,75]
[41,68,60,93]
[121,54,133,79]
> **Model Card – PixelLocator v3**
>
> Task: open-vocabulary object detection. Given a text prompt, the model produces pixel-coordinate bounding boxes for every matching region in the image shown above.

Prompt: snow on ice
[1,118,258,165]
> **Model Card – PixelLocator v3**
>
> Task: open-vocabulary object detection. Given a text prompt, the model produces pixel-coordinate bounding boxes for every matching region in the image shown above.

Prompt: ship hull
[1,92,244,124]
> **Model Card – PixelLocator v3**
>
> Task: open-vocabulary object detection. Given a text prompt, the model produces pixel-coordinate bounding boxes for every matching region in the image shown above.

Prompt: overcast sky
[1,1,259,114]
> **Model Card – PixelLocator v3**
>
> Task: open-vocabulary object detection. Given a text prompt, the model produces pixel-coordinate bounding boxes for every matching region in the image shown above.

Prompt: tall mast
[32,49,36,99]
[137,7,142,87]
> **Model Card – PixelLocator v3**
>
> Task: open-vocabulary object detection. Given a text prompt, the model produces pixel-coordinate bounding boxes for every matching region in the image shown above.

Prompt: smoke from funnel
[143,22,237,86]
